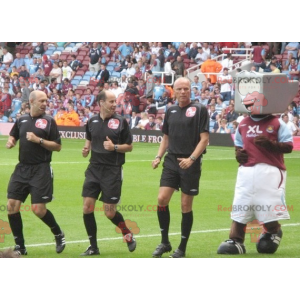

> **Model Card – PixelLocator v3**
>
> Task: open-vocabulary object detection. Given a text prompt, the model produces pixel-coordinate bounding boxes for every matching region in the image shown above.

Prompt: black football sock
[40,209,62,236]
[110,212,131,235]
[83,213,98,249]
[8,212,25,249]
[157,205,170,244]
[178,211,193,253]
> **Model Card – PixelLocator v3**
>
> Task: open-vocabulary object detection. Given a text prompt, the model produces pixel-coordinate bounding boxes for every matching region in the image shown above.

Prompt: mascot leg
[217,221,247,254]
[256,222,282,254]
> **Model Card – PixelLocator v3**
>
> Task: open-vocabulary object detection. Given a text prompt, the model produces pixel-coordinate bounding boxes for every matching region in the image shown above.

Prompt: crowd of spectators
[0,42,299,136]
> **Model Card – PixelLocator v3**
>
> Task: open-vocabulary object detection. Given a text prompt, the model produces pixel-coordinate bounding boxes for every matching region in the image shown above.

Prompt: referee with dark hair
[80,90,136,256]
[152,77,209,258]
[6,90,65,256]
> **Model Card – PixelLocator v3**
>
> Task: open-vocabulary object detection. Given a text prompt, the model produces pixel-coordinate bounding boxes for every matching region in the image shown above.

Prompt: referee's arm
[152,134,169,169]
[26,132,61,152]
[191,132,209,159]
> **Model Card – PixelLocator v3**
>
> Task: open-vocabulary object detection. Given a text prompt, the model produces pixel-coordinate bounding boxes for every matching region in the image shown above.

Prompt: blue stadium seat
[73,75,83,80]
[107,62,117,67]
[111,71,121,78]
[56,47,65,52]
[297,107,300,115]
[85,71,94,77]
[82,75,91,81]
[47,46,56,51]
[44,50,54,56]
[71,79,80,86]
[106,66,114,72]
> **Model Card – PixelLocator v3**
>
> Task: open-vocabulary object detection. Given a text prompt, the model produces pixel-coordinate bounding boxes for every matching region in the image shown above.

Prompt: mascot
[218,71,298,254]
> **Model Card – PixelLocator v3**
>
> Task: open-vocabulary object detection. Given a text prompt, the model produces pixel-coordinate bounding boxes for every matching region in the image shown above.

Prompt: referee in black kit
[152,77,209,258]
[80,90,136,256]
[6,90,65,256]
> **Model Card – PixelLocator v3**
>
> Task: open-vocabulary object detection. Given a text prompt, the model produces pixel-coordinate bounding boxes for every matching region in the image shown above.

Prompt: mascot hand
[235,147,248,164]
[254,135,274,150]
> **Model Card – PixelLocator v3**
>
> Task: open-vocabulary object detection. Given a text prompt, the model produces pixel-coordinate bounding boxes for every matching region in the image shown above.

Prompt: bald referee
[152,77,209,258]
[6,90,65,256]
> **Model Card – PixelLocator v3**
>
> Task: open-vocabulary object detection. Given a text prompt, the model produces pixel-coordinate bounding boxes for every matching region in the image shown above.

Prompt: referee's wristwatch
[189,155,196,162]
[39,138,44,145]
[155,155,161,160]
[114,144,118,151]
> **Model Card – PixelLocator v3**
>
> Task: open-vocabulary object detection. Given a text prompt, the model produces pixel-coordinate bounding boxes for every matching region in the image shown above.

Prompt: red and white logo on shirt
[35,119,48,129]
[186,107,196,117]
[108,119,120,129]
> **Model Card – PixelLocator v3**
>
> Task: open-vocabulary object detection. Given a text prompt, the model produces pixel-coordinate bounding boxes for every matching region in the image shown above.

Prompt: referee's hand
[6,139,16,149]
[177,158,193,169]
[82,147,90,157]
[152,158,161,169]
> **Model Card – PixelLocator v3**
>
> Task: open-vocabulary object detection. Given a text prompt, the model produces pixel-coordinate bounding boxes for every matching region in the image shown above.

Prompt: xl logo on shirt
[35,119,48,129]
[108,119,120,129]
[247,125,263,134]
[186,107,196,117]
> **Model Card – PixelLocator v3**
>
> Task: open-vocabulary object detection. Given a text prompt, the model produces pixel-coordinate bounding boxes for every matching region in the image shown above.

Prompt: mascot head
[234,71,298,115]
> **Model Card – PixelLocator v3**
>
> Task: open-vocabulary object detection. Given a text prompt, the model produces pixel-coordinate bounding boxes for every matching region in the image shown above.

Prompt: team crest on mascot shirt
[35,119,47,129]
[108,119,120,129]
[186,107,196,117]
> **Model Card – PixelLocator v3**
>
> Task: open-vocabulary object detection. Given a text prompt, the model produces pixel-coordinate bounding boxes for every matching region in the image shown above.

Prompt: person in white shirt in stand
[221,54,233,70]
[202,42,210,56]
[218,68,232,103]
[61,61,75,81]
[2,47,13,65]
[282,114,298,136]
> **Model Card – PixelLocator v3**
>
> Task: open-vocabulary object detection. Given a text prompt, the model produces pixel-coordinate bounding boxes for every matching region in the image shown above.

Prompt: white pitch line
[1,156,300,167]
[1,223,299,250]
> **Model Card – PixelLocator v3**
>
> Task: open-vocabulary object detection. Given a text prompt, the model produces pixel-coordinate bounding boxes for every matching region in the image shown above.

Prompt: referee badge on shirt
[266,125,274,133]
[108,119,120,129]
[186,107,196,117]
[35,119,48,129]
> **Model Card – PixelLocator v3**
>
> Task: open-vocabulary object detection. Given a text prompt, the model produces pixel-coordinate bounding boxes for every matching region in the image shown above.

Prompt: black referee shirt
[9,114,61,164]
[162,103,209,155]
[86,114,132,166]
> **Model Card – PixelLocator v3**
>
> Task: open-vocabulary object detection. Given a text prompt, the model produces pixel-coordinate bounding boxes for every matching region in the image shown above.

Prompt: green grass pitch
[0,137,299,258]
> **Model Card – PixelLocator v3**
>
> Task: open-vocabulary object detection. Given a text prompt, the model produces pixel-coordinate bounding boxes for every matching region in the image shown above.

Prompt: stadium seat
[297,107,300,115]
[53,51,62,56]
[84,71,94,77]
[76,70,85,76]
[78,80,89,86]
[60,54,68,60]
[47,46,56,51]
[44,50,54,56]
[74,89,84,95]
[106,66,114,72]
[73,75,83,81]
[107,62,117,67]
[64,47,73,52]
[82,60,90,66]
[79,50,89,56]
[87,85,95,91]
[111,71,121,78]
[82,75,91,81]
[71,79,80,86]
[76,55,84,61]
[56,47,65,52]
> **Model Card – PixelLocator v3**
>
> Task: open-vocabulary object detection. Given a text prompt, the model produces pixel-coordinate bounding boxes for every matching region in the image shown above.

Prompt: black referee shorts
[82,163,123,204]
[7,163,54,204]
[160,153,202,196]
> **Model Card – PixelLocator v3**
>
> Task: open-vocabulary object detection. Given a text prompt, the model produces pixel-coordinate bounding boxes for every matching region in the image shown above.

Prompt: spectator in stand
[11,53,25,69]
[132,46,142,62]
[133,66,143,80]
[145,115,156,130]
[153,80,166,102]
[216,118,231,134]
[168,46,180,61]
[285,42,300,59]
[81,88,95,108]
[28,57,39,75]
[251,43,266,71]
[177,43,189,56]
[1,87,12,116]
[32,42,44,58]
[219,68,232,103]
[264,56,282,73]
[111,81,123,99]
[155,116,163,130]
[73,93,82,111]
[125,78,139,113]
[201,55,222,84]
[64,103,80,126]
[293,115,300,132]
[215,96,226,115]
[288,57,300,80]
[164,44,172,58]
[270,63,281,73]
[62,61,74,81]
[195,47,208,64]
[129,111,141,129]
[221,53,233,70]
[20,81,30,102]
[226,104,239,125]
[122,62,136,78]
[189,43,198,61]
[50,62,62,89]
[122,95,132,118]
[95,63,110,83]
[172,56,184,79]
[10,66,19,79]
[236,42,246,54]
[100,42,111,64]
[89,42,101,73]
[19,65,30,80]
[24,53,34,71]
[10,92,22,118]
[158,49,165,72]
[69,55,82,72]
[202,42,210,56]
[61,78,73,96]
[145,70,155,98]
[282,114,297,136]
[268,42,279,58]
[191,75,202,91]
[119,43,134,60]
[38,80,49,96]
[111,49,122,63]
[54,107,66,126]
[150,54,161,77]
[209,104,218,122]
[42,55,53,82]
[2,47,13,65]
[150,42,160,55]
[136,112,149,129]
[0,110,8,122]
